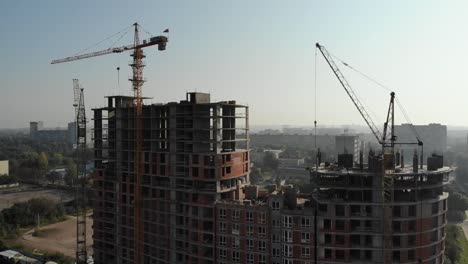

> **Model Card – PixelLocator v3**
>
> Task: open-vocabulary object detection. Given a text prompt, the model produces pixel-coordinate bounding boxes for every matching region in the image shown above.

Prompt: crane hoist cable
[109,27,133,49]
[314,46,318,149]
[139,24,155,38]
[72,24,134,56]
[327,51,384,131]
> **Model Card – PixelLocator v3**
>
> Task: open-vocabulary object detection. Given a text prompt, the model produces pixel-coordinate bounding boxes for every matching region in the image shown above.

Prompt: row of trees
[11,150,78,185]
[447,187,468,222]
[0,175,17,185]
[0,134,79,184]
[46,158,77,186]
[445,224,468,264]
[0,198,66,238]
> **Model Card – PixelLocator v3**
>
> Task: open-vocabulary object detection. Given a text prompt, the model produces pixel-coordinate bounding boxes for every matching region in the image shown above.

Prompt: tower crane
[53,23,168,264]
[315,43,423,264]
[72,79,88,264]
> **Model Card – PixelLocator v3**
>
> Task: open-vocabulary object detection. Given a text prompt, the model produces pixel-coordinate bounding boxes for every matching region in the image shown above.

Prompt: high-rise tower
[92,92,250,263]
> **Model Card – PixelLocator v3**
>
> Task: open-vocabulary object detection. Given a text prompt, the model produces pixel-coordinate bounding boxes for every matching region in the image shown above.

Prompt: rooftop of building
[314,151,453,177]
[217,183,313,211]
[95,92,247,109]
[0,250,40,263]
[104,95,152,99]
[316,164,453,175]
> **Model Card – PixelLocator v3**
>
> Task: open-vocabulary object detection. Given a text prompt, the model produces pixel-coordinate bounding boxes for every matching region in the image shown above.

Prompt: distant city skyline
[1,0,468,129]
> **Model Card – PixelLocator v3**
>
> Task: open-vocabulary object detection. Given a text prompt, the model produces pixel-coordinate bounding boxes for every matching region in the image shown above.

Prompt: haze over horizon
[1,0,467,129]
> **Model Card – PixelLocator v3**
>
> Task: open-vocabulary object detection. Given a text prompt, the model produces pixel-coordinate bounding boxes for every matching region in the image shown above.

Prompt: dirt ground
[0,189,73,211]
[19,215,93,257]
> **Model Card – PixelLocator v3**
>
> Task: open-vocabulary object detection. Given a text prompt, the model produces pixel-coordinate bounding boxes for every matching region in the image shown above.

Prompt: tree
[0,239,6,251]
[23,152,39,168]
[447,210,466,222]
[250,167,265,184]
[0,175,17,185]
[65,160,77,187]
[45,252,75,264]
[50,152,64,168]
[448,190,468,211]
[455,154,468,184]
[37,152,48,172]
[29,197,55,227]
[46,171,61,184]
[263,152,279,171]
[445,225,462,263]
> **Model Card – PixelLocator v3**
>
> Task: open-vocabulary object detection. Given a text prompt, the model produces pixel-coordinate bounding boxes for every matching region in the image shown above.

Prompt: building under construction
[313,151,451,263]
[92,92,249,263]
[92,93,452,264]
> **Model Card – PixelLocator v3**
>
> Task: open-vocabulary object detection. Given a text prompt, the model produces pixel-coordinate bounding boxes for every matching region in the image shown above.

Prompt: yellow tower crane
[52,23,168,264]
[316,43,422,264]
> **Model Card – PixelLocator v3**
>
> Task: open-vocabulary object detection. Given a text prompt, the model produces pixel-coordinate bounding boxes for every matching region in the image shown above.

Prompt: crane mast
[73,79,88,264]
[53,23,168,264]
[131,23,144,264]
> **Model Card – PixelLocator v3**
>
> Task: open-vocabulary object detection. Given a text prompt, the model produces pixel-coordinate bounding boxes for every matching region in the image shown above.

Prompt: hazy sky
[0,0,467,129]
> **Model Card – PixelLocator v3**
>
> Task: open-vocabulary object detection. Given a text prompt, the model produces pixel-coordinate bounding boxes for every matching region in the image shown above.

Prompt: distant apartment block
[395,123,447,156]
[29,121,86,146]
[30,121,66,141]
[250,149,282,166]
[335,135,362,163]
[278,158,305,168]
[250,134,336,151]
[68,121,77,146]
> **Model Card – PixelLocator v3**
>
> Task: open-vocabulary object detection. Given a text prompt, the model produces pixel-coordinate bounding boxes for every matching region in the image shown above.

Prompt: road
[20,215,93,257]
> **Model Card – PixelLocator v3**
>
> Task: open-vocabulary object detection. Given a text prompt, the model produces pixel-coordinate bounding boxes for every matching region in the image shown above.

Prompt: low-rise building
[0,250,41,264]
[215,185,316,264]
[0,160,8,176]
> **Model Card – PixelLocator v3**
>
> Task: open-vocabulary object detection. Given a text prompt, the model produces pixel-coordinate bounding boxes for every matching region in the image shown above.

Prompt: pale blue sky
[0,0,467,129]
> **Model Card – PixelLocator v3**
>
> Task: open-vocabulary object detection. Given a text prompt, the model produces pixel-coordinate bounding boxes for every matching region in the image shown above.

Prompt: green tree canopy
[263,152,279,171]
[65,160,77,186]
[38,152,48,172]
[250,167,264,184]
[49,152,64,167]
[46,171,61,184]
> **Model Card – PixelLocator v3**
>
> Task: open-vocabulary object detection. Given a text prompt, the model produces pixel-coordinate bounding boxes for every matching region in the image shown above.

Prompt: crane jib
[50,35,167,64]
